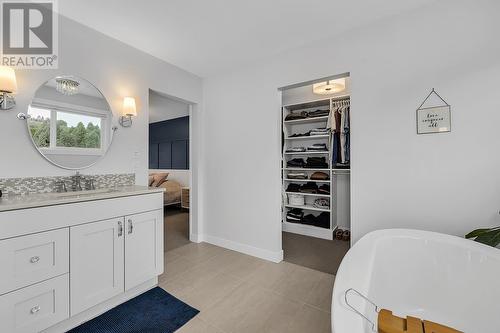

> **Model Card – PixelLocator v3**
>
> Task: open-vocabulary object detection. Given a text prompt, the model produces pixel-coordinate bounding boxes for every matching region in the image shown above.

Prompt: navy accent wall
[149,116,189,170]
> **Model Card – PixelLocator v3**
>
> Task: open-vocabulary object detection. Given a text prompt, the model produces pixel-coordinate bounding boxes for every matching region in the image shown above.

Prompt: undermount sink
[51,188,119,198]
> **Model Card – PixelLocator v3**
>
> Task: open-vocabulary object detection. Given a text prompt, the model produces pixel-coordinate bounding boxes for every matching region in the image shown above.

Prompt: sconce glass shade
[312,78,345,95]
[0,66,17,93]
[123,97,137,116]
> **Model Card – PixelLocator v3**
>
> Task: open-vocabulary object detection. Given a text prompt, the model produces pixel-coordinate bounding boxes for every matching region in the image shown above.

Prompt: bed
[149,173,182,206]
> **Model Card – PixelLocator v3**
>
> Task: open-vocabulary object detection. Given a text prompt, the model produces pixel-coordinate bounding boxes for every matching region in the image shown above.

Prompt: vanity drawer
[0,274,69,333]
[0,228,69,295]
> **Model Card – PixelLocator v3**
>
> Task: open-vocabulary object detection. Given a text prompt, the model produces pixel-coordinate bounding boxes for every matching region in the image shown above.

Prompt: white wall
[0,14,202,185]
[202,0,500,259]
[0,13,204,241]
[149,91,190,123]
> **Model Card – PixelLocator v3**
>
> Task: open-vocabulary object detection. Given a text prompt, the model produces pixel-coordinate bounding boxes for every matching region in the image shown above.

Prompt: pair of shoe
[335,229,350,241]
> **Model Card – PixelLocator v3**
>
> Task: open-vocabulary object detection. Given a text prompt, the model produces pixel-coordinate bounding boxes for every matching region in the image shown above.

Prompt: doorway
[148,89,195,252]
[279,74,351,275]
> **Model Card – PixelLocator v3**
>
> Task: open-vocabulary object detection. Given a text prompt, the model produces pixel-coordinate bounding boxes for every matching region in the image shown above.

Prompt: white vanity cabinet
[124,210,164,290]
[70,217,125,316]
[70,210,163,315]
[0,187,165,333]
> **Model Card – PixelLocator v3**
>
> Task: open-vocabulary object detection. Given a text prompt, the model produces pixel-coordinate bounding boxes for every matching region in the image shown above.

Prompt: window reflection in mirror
[28,107,51,148]
[25,76,114,169]
[56,111,101,149]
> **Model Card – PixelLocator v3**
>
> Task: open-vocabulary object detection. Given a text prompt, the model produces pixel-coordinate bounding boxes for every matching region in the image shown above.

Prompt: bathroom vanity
[0,186,165,333]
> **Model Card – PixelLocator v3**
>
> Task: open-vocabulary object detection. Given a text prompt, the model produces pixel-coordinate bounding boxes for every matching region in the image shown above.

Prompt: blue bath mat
[68,287,199,333]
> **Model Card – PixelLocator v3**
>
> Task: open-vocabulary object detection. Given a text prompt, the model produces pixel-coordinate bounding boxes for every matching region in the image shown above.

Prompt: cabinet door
[70,218,125,316]
[125,210,164,290]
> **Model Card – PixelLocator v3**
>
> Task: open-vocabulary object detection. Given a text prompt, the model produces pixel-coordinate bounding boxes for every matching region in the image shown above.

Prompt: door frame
[147,90,200,244]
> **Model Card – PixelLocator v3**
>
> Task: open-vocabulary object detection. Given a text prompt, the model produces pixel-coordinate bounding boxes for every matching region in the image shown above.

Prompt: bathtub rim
[331,228,500,333]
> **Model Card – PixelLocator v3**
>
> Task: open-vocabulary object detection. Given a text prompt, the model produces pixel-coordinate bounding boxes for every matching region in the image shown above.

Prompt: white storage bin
[288,194,305,206]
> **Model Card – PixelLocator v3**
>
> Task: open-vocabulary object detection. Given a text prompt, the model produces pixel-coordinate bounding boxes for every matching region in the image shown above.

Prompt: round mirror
[26,75,115,169]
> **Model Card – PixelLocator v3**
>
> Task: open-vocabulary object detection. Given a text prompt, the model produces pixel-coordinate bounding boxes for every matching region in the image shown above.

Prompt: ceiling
[59,0,434,77]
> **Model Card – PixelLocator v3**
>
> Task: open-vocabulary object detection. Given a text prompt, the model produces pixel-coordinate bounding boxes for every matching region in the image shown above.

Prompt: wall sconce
[119,97,137,127]
[0,66,17,110]
[312,78,346,95]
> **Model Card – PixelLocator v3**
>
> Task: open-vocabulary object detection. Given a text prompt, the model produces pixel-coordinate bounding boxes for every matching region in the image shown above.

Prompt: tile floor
[159,242,334,333]
[283,231,349,275]
[164,208,190,252]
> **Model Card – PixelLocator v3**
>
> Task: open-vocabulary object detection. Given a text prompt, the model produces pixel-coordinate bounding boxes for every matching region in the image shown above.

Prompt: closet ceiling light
[312,78,346,95]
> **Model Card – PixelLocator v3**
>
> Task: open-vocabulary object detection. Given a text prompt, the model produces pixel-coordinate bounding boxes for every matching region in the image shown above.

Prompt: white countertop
[0,185,165,212]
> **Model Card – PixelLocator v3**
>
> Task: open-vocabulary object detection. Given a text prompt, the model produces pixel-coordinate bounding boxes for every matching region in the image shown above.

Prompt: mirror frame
[21,75,117,170]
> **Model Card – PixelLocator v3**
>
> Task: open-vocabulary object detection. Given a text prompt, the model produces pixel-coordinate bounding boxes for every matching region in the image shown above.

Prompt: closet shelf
[283,168,331,171]
[283,179,331,183]
[285,135,329,140]
[285,204,330,212]
[284,116,329,125]
[282,98,331,111]
[284,151,329,155]
[285,192,330,198]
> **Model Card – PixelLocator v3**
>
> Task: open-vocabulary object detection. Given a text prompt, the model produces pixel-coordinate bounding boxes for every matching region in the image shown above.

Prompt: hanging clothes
[328,99,350,168]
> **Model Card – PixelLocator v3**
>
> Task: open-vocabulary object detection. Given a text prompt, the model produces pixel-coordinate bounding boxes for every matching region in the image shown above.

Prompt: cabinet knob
[30,256,40,264]
[118,221,123,237]
[30,305,41,314]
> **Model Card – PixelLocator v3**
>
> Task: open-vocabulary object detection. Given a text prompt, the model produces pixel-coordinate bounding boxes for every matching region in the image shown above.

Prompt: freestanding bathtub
[332,229,500,333]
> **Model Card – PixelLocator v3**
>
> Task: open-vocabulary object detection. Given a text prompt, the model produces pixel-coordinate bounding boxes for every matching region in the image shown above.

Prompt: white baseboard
[201,234,283,263]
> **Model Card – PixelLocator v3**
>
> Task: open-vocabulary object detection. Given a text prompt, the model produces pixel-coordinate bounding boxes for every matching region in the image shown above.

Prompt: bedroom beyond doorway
[148,90,192,252]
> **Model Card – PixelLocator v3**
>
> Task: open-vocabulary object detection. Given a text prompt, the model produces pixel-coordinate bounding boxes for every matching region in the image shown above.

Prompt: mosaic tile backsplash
[0,173,135,196]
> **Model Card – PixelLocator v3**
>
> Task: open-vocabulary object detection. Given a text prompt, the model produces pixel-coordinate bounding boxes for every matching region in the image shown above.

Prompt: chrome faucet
[54,180,67,193]
[71,172,83,191]
[84,177,96,190]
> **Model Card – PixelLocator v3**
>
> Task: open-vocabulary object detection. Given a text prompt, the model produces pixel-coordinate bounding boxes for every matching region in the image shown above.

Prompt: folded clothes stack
[310,171,330,180]
[302,212,330,229]
[287,172,308,179]
[309,128,329,136]
[287,158,305,168]
[286,183,301,192]
[305,157,328,168]
[313,198,330,209]
[307,143,328,151]
[317,184,330,195]
[288,128,329,138]
[284,111,308,121]
[307,109,330,118]
[286,208,304,223]
[286,182,330,195]
[300,182,318,193]
[289,132,310,138]
[285,109,329,121]
[286,147,306,153]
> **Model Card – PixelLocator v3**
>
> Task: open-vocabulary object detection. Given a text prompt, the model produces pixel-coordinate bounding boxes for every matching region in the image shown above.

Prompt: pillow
[148,175,155,186]
[151,173,169,187]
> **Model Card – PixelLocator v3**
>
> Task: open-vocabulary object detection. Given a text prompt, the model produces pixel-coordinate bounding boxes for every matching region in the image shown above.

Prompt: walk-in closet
[280,74,351,274]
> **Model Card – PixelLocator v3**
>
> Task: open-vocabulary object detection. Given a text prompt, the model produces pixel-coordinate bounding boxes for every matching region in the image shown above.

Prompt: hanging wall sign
[416,88,451,134]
